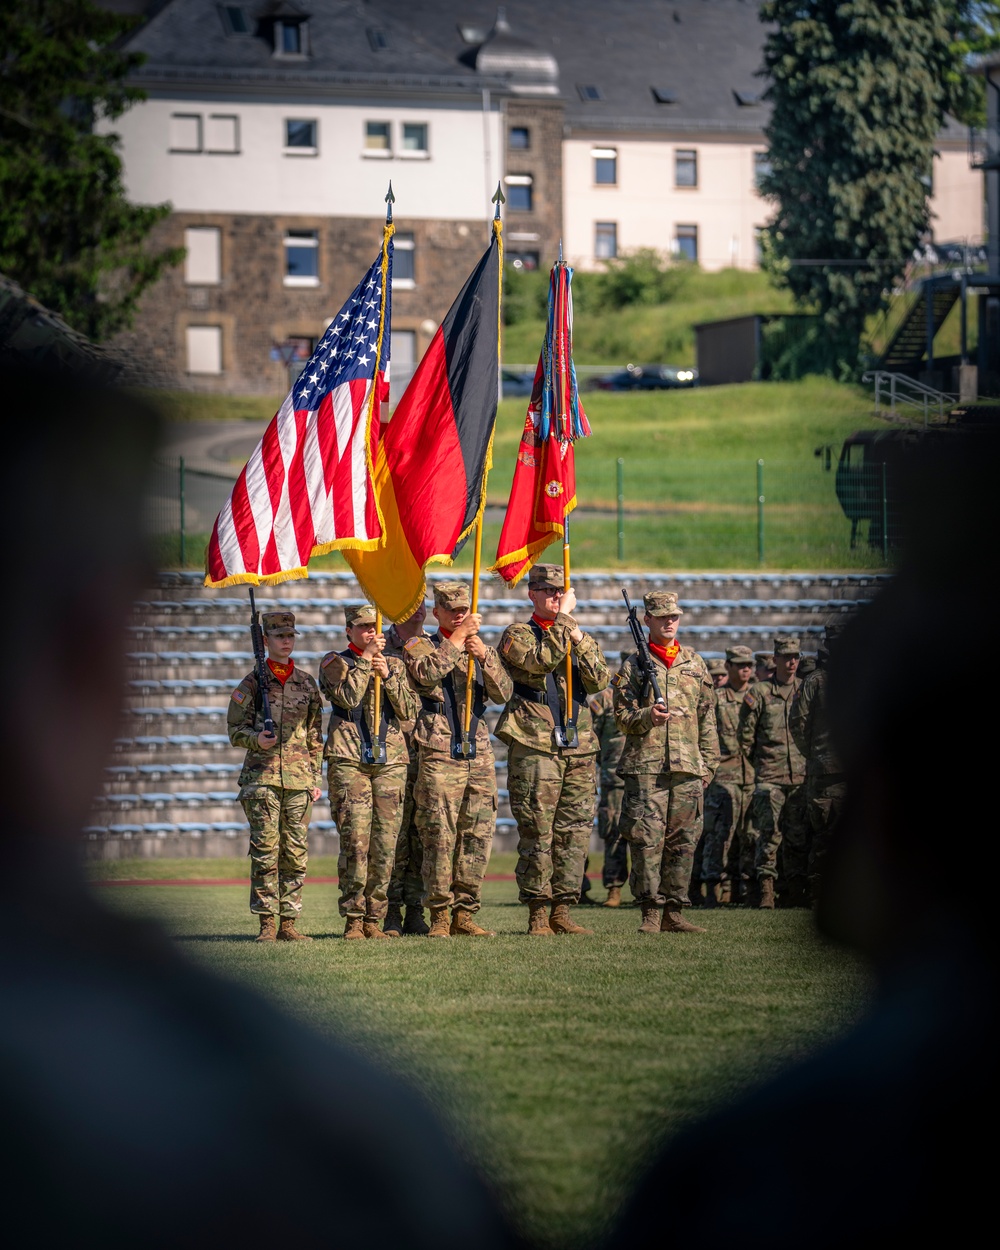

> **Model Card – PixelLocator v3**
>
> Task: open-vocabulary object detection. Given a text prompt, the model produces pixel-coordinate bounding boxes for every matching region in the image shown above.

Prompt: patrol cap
[798,655,818,677]
[344,604,377,628]
[643,590,683,617]
[820,620,845,653]
[726,645,754,664]
[528,563,564,590]
[433,580,471,609]
[773,635,801,656]
[706,659,727,676]
[262,610,296,634]
[754,651,775,666]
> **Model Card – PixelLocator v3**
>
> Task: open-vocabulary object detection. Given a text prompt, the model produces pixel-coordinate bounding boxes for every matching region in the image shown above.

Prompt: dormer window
[276,19,305,55]
[219,5,250,36]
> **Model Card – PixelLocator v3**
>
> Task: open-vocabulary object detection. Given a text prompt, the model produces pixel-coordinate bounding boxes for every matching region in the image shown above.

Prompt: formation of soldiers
[227,567,842,941]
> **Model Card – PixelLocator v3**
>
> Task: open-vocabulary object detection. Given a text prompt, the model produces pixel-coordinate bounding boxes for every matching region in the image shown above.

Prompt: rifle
[622,589,666,707]
[248,588,275,737]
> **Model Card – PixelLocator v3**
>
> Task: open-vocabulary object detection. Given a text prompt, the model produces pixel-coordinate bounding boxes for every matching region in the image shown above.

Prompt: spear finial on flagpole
[492,181,506,219]
[385,181,395,224]
[559,237,563,265]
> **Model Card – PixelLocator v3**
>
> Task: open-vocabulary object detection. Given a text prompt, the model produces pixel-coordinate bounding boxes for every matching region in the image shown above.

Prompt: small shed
[694,313,817,385]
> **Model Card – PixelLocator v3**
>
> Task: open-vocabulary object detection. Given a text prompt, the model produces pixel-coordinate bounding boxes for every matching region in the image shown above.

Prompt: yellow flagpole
[372,610,383,755]
[563,515,572,721]
[463,521,483,737]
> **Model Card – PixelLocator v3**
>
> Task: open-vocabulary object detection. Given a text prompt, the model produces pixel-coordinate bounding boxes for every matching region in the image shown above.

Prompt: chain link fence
[145,453,896,572]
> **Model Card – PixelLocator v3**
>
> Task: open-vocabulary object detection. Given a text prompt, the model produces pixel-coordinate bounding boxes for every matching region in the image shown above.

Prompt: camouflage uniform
[702,645,756,895]
[496,565,610,907]
[737,636,807,895]
[789,634,844,898]
[383,621,425,912]
[590,684,627,889]
[404,583,512,916]
[613,594,719,911]
[227,613,323,921]
[319,606,417,923]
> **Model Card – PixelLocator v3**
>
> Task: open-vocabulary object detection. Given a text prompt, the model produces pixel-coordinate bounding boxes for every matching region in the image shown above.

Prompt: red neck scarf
[347,642,366,657]
[438,626,454,640]
[648,641,680,668]
[531,614,555,631]
[267,658,294,684]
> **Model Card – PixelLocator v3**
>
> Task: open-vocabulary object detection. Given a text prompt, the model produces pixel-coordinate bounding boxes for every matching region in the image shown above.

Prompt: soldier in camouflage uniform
[404,581,512,938]
[589,681,628,907]
[789,625,845,901]
[497,563,610,936]
[706,658,728,689]
[613,591,719,934]
[737,635,807,908]
[227,610,324,942]
[319,604,417,940]
[797,654,818,681]
[382,602,429,936]
[701,645,756,907]
[754,652,776,682]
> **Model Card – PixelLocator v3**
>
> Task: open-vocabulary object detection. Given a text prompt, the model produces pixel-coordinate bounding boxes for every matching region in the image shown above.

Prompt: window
[184,228,221,285]
[505,174,533,212]
[365,121,391,156]
[186,326,222,374]
[169,114,202,152]
[367,27,389,51]
[577,84,603,101]
[734,89,763,107]
[393,232,415,287]
[675,149,698,188]
[284,231,319,286]
[274,19,308,56]
[284,335,315,384]
[509,126,530,150]
[205,114,239,153]
[507,251,540,272]
[285,118,317,154]
[754,151,772,189]
[595,222,617,260]
[220,5,250,36]
[651,88,678,105]
[593,147,617,186]
[401,123,428,157]
[674,225,698,262]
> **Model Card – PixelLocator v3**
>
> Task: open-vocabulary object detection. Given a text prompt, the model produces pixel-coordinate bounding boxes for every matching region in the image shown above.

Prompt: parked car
[590,363,698,391]
[501,368,536,398]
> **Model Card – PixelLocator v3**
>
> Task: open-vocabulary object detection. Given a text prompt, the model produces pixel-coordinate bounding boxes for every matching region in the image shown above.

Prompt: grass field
[156,376,887,571]
[93,853,870,1249]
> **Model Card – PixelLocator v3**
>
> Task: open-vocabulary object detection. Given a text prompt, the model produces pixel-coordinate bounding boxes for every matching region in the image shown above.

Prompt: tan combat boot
[363,918,391,940]
[527,899,554,936]
[277,918,313,942]
[661,908,706,933]
[427,906,451,938]
[383,903,404,937]
[637,902,662,934]
[402,906,430,935]
[450,908,495,937]
[719,878,733,906]
[549,903,593,935]
[343,915,365,940]
[759,878,775,909]
[603,885,622,908]
[256,915,277,942]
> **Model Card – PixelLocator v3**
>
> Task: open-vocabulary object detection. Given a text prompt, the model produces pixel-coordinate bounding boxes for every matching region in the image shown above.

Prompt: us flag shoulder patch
[320,653,337,668]
[403,636,422,651]
[231,688,246,704]
[611,672,624,689]
[502,634,514,655]
[743,691,756,709]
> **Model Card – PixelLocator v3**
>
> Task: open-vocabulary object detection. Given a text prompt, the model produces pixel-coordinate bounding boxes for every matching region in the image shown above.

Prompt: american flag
[205,234,393,587]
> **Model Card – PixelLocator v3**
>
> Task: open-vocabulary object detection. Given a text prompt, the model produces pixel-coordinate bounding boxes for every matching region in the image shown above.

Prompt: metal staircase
[878,280,959,373]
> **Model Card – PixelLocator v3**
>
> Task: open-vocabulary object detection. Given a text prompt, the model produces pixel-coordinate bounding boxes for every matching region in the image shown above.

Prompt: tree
[758,0,972,373]
[0,0,181,343]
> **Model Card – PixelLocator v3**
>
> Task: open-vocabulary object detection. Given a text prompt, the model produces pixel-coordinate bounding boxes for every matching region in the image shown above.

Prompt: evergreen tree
[758,0,971,372]
[0,0,181,342]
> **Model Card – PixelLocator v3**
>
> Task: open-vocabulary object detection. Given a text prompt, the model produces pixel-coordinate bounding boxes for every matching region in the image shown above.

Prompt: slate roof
[122,0,508,93]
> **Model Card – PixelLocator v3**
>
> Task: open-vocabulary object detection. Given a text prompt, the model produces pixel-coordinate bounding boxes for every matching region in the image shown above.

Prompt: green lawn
[94,858,869,1249]
[153,375,887,571]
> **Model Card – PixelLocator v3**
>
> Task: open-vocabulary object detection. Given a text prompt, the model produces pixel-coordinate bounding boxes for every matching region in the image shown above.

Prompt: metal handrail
[862,370,957,427]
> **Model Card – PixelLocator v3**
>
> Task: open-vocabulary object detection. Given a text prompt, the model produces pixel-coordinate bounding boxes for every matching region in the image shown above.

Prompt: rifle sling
[330,650,391,753]
[528,620,584,730]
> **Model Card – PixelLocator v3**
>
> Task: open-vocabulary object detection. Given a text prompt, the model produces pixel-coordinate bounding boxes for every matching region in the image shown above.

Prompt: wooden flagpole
[463,521,482,740]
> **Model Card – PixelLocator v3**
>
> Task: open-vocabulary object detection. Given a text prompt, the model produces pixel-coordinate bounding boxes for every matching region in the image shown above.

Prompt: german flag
[345,221,502,621]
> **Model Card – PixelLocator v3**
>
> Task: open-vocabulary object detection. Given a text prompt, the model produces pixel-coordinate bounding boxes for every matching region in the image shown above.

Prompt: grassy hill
[502,267,796,368]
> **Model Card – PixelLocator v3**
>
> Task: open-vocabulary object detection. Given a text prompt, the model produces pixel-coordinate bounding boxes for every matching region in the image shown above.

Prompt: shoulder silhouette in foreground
[607,422,997,1248]
[0,359,521,1250]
